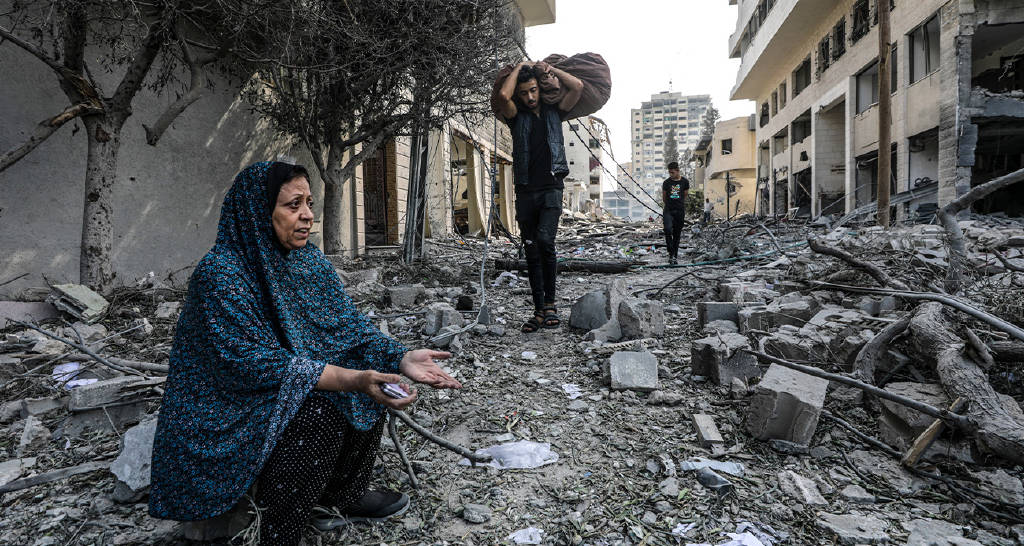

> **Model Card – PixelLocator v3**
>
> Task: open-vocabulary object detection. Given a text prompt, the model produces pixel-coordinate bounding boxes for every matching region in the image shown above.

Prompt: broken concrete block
[759,330,829,363]
[703,320,739,334]
[696,302,739,327]
[110,418,157,503]
[847,449,930,496]
[17,415,51,455]
[130,317,153,340]
[386,284,425,308]
[746,363,828,446]
[609,351,658,392]
[839,484,875,504]
[62,402,148,438]
[618,299,664,340]
[691,414,724,449]
[30,337,66,354]
[431,325,461,349]
[772,299,817,327]
[903,518,981,546]
[0,301,60,329]
[1,400,21,423]
[584,318,622,343]
[569,290,610,330]
[0,457,35,488]
[817,512,890,545]
[154,301,182,319]
[65,321,108,343]
[974,469,1024,505]
[69,376,147,411]
[777,470,827,506]
[658,476,679,497]
[47,284,109,323]
[19,396,64,418]
[423,302,464,336]
[719,281,766,303]
[691,333,761,387]
[336,267,380,289]
[880,383,950,431]
[737,305,770,332]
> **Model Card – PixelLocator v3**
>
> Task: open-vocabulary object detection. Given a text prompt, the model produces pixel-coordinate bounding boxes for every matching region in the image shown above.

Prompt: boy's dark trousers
[515,188,562,309]
[663,208,685,259]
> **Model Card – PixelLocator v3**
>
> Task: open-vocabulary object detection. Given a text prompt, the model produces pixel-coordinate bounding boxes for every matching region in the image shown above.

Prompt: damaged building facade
[693,115,760,219]
[728,0,1024,219]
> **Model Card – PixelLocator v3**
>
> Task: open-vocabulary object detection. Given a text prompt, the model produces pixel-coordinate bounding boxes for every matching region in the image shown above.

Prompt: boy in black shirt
[495,61,583,332]
[661,162,689,265]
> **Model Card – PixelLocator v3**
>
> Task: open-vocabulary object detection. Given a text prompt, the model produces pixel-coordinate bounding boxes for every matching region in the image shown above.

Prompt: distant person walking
[702,198,713,225]
[661,162,689,265]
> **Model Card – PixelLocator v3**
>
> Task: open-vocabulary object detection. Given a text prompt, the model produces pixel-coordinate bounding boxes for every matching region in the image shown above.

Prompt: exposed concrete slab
[746,363,828,446]
[691,333,761,386]
[609,351,659,392]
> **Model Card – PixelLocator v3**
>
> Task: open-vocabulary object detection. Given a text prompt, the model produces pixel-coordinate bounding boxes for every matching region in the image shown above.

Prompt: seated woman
[148,162,461,545]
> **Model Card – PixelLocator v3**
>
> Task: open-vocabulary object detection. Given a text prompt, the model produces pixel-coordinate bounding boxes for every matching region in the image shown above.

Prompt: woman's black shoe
[311,489,409,530]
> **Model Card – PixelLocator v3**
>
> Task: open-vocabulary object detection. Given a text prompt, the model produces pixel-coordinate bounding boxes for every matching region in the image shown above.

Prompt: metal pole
[876,0,893,227]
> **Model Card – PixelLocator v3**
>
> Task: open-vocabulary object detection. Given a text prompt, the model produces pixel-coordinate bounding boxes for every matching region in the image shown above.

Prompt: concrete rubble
[1,212,1023,544]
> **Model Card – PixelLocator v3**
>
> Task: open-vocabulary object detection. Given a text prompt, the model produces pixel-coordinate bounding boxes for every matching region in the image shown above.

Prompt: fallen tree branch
[964,329,995,370]
[0,103,101,173]
[988,248,1024,273]
[989,340,1024,362]
[12,321,149,378]
[746,349,975,431]
[494,258,637,274]
[807,237,909,290]
[809,282,1024,343]
[852,316,910,383]
[66,353,169,374]
[938,167,1024,292]
[387,412,419,489]
[0,461,110,497]
[388,409,491,464]
[910,302,1024,464]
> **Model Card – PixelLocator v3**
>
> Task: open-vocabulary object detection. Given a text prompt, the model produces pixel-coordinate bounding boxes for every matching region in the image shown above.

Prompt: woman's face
[271,176,314,250]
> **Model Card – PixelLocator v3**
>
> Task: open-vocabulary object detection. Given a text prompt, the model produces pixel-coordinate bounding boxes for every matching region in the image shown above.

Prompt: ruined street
[2,211,1023,545]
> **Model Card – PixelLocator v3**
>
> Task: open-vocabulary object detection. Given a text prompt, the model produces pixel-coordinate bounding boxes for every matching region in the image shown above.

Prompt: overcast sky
[525,0,755,168]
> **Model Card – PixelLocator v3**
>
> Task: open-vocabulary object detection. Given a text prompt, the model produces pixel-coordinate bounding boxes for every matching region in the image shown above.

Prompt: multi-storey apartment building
[728,0,1024,219]
[630,92,712,210]
[562,116,608,212]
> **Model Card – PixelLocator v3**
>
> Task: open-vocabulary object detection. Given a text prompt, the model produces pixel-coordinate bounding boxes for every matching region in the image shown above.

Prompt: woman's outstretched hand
[358,370,417,410]
[400,349,462,389]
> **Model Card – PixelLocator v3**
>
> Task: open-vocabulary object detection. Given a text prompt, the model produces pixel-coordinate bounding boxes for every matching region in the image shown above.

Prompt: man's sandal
[542,304,561,329]
[521,311,545,333]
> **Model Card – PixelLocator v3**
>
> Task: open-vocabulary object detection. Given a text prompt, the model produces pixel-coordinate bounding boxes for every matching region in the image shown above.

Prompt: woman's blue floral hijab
[149,162,406,521]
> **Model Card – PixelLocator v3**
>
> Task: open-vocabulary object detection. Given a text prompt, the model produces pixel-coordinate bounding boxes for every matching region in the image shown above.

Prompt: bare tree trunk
[321,139,347,255]
[876,1,892,227]
[79,116,122,292]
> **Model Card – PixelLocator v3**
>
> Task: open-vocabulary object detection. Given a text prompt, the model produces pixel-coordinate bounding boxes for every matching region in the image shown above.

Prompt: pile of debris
[1,209,1023,545]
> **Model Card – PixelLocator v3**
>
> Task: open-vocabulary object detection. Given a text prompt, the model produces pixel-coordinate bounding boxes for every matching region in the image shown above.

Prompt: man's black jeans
[663,208,686,258]
[515,188,562,310]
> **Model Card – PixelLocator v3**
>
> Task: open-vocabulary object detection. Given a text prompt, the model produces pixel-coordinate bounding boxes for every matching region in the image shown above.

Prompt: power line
[575,119,662,206]
[567,125,664,219]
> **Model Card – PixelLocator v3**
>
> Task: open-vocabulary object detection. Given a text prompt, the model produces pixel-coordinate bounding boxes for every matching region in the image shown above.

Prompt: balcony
[730,0,838,101]
[514,0,555,27]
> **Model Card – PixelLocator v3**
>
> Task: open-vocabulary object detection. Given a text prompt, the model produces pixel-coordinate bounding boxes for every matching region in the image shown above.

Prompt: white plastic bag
[459,440,559,469]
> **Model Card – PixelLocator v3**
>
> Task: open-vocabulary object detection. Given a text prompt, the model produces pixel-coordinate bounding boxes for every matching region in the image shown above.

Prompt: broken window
[818,35,832,74]
[856,61,879,113]
[792,117,811,144]
[833,19,847,60]
[779,82,787,108]
[793,58,812,96]
[851,0,870,43]
[910,15,939,83]
[760,102,770,127]
[722,139,733,155]
[771,91,779,115]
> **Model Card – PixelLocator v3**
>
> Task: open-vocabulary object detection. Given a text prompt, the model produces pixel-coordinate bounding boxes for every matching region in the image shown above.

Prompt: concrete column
[425,127,453,239]
[845,77,857,214]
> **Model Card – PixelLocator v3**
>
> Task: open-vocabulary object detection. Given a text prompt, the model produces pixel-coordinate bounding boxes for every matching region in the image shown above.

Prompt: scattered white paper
[521,351,537,360]
[561,383,582,399]
[679,457,745,477]
[672,522,698,537]
[51,362,97,390]
[507,527,544,544]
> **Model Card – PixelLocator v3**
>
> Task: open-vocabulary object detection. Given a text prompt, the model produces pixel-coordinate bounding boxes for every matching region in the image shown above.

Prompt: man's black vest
[511,104,568,188]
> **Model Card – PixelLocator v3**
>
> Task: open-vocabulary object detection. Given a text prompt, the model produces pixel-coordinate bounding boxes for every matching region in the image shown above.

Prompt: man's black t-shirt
[513,107,565,193]
[662,177,690,211]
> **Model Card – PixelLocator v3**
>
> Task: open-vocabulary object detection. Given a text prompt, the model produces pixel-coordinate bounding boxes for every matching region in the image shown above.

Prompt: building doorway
[363,145,390,247]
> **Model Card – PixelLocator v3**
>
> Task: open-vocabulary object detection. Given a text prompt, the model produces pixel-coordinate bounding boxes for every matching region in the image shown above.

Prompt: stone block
[570,290,610,330]
[719,281,767,303]
[737,305,770,332]
[691,333,761,387]
[47,284,109,323]
[386,284,425,308]
[61,402,148,438]
[691,414,724,448]
[110,418,157,503]
[618,299,665,340]
[760,330,829,362]
[696,302,739,327]
[423,302,464,336]
[903,519,980,546]
[609,351,658,392]
[772,299,817,327]
[702,320,738,335]
[817,512,890,545]
[19,397,64,418]
[777,470,828,506]
[880,383,949,431]
[746,364,828,446]
[336,267,380,288]
[17,415,50,455]
[69,376,147,411]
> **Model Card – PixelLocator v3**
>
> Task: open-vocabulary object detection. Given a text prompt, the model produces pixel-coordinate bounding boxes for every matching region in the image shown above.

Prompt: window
[760,102,770,127]
[792,118,812,144]
[856,61,879,113]
[852,0,870,43]
[793,58,812,96]
[570,123,579,130]
[909,15,939,83]
[833,18,847,60]
[721,139,733,155]
[818,35,832,74]
[771,91,779,115]
[779,82,788,108]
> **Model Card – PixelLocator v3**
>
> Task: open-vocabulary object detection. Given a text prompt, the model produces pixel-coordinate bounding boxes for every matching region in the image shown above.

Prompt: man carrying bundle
[495,61,583,333]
